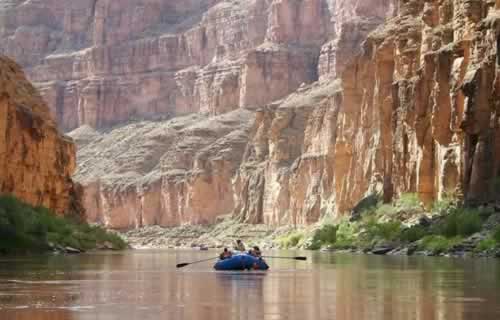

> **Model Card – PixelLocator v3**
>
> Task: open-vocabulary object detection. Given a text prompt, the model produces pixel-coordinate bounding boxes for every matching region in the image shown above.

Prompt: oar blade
[294,256,307,261]
[176,256,219,269]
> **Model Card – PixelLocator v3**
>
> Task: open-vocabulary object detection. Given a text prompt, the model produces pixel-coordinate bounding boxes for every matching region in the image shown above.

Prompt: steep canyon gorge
[1,0,499,229]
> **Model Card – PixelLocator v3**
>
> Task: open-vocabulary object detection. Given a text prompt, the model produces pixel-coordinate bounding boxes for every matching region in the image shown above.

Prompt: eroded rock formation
[0,0,365,131]
[9,0,500,229]
[234,0,500,225]
[0,55,76,214]
[69,110,254,228]
[59,0,395,229]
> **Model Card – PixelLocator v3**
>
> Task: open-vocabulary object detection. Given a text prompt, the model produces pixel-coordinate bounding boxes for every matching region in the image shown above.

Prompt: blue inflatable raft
[213,254,269,271]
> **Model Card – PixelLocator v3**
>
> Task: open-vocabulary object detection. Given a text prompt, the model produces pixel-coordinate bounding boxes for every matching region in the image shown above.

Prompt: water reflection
[0,251,499,320]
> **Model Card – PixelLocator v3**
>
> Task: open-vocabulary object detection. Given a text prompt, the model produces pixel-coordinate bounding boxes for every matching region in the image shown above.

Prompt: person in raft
[234,239,246,252]
[249,246,262,258]
[219,248,233,260]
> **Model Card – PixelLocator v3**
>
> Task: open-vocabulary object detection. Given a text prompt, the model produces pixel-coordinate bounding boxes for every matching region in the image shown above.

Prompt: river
[0,250,499,320]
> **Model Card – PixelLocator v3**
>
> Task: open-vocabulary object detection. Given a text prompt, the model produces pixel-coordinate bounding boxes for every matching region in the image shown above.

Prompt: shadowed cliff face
[0,55,76,214]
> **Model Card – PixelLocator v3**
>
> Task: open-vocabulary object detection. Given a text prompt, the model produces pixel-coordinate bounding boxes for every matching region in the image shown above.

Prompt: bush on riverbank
[434,208,484,238]
[277,231,305,249]
[274,193,500,256]
[307,224,338,249]
[475,226,500,252]
[0,195,126,254]
[419,235,463,253]
[494,227,500,243]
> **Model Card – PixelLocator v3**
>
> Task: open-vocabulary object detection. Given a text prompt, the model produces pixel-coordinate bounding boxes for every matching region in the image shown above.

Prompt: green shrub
[436,208,483,237]
[0,195,126,254]
[363,216,402,242]
[335,219,358,247]
[303,238,321,250]
[304,224,338,250]
[400,225,428,243]
[277,231,305,249]
[494,226,500,243]
[379,221,403,241]
[477,238,497,251]
[313,224,338,245]
[420,235,462,253]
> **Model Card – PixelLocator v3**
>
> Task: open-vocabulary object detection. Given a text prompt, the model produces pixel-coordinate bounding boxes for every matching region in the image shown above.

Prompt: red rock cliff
[0,55,77,214]
[0,0,342,131]
[63,0,393,228]
[61,0,394,229]
[7,0,499,229]
[234,0,500,225]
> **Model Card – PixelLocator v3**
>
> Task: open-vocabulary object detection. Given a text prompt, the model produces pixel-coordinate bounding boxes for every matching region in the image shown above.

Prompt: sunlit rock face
[341,0,500,208]
[69,110,254,229]
[14,0,500,229]
[318,0,397,80]
[0,55,77,214]
[233,0,500,226]
[14,0,390,229]
[0,0,391,132]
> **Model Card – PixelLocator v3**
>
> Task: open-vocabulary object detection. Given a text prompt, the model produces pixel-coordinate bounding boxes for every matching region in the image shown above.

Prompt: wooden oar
[263,256,307,261]
[176,256,219,268]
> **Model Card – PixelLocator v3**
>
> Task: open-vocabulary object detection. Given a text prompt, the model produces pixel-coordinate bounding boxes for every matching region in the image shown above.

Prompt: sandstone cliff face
[233,0,500,225]
[0,0,342,131]
[25,0,500,229]
[37,0,392,229]
[69,110,253,228]
[0,55,76,214]
[334,0,500,208]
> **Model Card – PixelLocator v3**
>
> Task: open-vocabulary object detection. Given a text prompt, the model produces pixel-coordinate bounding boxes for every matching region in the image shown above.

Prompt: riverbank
[123,216,294,250]
[281,195,500,258]
[0,195,127,254]
[123,194,500,259]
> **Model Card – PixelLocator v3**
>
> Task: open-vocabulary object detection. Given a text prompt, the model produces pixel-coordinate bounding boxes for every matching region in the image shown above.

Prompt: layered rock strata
[69,110,254,228]
[0,55,76,214]
[0,0,379,131]
[26,0,500,229]
[234,0,500,225]
[62,1,404,228]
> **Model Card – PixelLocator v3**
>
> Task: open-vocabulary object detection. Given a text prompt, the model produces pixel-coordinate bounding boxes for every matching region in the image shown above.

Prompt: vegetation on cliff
[277,194,500,257]
[0,195,126,254]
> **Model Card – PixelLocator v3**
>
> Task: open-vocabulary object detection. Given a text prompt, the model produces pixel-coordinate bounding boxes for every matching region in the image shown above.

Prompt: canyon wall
[234,0,500,225]
[6,0,500,229]
[63,0,395,229]
[69,110,254,229]
[0,55,77,214]
[0,0,334,131]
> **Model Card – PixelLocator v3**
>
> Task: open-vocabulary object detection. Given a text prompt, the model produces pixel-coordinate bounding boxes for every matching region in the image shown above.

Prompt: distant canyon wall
[0,0,390,131]
[0,55,77,214]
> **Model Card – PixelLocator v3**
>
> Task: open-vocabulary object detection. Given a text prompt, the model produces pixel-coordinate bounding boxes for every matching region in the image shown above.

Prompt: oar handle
[263,256,307,261]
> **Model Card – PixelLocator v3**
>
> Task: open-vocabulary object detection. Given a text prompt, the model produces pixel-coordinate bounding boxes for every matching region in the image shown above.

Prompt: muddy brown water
[0,250,499,320]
